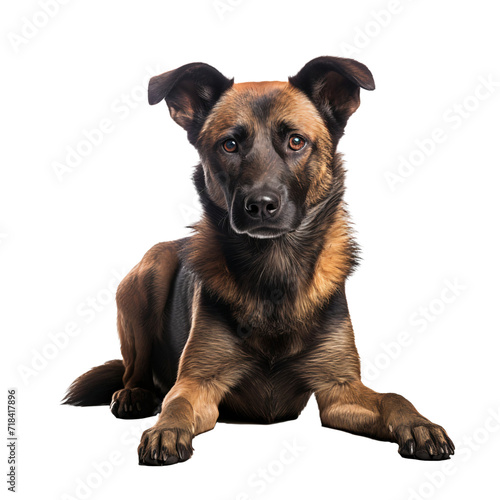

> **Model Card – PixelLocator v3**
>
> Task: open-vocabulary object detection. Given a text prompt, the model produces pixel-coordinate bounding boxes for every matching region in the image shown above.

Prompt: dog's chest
[218,334,312,424]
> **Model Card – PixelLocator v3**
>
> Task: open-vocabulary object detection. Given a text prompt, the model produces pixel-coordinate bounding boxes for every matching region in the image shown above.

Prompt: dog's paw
[110,388,161,419]
[138,425,194,466]
[394,421,455,460]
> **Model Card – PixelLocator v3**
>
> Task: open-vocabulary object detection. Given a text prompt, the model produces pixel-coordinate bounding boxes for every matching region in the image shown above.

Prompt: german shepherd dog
[64,56,454,465]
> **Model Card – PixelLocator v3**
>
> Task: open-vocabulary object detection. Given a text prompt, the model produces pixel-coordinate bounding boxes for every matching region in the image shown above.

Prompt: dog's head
[149,57,374,239]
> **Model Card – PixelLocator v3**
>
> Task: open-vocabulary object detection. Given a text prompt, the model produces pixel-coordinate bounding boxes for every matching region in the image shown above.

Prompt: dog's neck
[183,164,357,329]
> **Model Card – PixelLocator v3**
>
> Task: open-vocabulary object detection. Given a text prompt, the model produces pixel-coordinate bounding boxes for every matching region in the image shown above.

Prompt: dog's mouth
[229,217,298,239]
[229,211,300,240]
[242,226,292,239]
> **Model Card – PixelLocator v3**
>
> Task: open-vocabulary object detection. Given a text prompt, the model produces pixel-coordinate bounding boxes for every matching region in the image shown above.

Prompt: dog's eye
[289,135,306,151]
[222,139,238,153]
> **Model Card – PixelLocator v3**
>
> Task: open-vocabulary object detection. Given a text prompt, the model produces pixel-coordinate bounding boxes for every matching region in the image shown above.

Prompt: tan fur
[315,381,388,438]
[302,318,360,393]
[303,205,354,312]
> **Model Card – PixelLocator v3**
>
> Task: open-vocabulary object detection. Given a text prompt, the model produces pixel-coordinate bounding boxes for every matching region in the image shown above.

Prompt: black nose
[244,192,281,220]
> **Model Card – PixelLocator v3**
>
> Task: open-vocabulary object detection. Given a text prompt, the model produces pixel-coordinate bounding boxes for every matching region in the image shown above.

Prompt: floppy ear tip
[148,76,164,105]
[360,64,376,91]
[347,59,375,91]
[363,78,376,91]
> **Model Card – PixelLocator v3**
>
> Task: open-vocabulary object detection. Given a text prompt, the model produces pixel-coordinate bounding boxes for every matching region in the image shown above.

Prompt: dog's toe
[110,388,161,419]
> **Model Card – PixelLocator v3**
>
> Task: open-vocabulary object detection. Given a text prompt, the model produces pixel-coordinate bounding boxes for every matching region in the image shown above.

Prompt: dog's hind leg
[111,242,180,419]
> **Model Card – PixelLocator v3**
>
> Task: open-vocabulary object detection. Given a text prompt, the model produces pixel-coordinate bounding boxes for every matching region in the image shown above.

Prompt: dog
[64,56,454,465]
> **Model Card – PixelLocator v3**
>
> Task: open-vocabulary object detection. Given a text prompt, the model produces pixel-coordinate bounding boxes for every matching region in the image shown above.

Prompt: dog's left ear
[149,62,234,144]
[289,56,375,127]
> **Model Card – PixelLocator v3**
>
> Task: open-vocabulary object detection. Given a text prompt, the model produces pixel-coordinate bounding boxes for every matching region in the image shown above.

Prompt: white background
[2,0,500,499]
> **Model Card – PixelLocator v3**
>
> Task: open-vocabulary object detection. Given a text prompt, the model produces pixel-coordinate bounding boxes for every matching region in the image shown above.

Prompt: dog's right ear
[148,63,233,144]
[289,56,375,130]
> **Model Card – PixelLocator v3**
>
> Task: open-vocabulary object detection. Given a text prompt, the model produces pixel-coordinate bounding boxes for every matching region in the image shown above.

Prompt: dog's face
[149,57,374,239]
[197,82,335,239]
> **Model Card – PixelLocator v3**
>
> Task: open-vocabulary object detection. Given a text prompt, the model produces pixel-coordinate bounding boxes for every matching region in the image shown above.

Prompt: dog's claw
[138,426,193,466]
[396,423,453,461]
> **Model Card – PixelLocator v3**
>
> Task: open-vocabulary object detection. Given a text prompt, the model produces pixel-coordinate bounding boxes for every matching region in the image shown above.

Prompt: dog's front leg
[138,378,221,465]
[138,285,251,466]
[316,380,455,460]
[305,291,455,460]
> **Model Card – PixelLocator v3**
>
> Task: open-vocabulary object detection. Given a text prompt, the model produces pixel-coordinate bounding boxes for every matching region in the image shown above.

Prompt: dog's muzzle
[230,185,297,239]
